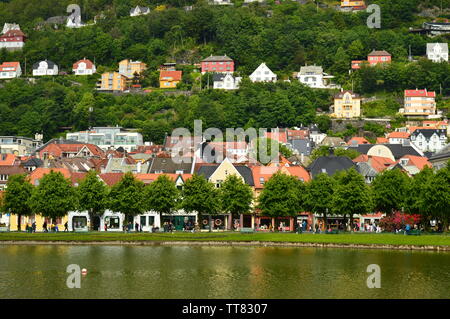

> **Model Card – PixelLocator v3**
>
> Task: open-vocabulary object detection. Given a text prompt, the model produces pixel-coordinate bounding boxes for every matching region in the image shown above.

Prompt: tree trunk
[17,214,21,232]
[323,211,327,230]
[350,214,354,232]
[89,210,94,231]
[443,217,449,233]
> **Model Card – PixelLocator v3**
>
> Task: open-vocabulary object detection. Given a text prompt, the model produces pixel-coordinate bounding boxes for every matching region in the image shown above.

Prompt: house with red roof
[264,129,288,144]
[402,89,437,117]
[159,70,182,88]
[38,143,104,159]
[387,131,410,144]
[347,137,370,146]
[376,137,389,144]
[353,154,395,173]
[0,61,21,79]
[394,155,432,176]
[72,58,96,75]
[367,50,391,66]
[0,153,17,166]
[0,29,26,50]
[28,167,86,187]
[251,164,310,232]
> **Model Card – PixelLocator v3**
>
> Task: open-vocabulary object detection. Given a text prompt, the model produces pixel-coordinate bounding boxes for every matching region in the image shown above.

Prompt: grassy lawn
[0,232,449,247]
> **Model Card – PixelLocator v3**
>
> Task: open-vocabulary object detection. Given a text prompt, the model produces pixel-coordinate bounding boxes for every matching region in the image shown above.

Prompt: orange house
[159,70,182,88]
[251,165,311,232]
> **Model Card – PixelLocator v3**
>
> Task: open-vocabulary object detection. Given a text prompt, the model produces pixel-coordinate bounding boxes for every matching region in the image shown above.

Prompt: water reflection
[0,245,448,299]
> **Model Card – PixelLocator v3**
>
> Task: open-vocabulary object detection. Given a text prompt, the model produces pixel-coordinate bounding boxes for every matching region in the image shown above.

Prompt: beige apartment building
[118,59,147,78]
[97,72,128,91]
[331,90,361,118]
[402,89,436,117]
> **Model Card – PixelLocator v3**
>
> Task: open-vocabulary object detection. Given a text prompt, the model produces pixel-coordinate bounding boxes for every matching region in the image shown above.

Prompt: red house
[201,55,234,74]
[367,50,391,66]
[0,29,26,50]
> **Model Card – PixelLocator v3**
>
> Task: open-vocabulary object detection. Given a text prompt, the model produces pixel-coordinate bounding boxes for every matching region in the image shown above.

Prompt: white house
[2,23,20,34]
[130,6,150,16]
[298,65,339,89]
[213,73,242,90]
[210,0,233,5]
[0,62,21,79]
[426,43,448,63]
[66,126,143,152]
[410,129,447,153]
[387,131,410,144]
[72,58,96,75]
[249,63,277,83]
[32,60,58,76]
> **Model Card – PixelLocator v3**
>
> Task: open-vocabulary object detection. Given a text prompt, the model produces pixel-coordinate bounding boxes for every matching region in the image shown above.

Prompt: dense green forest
[0,0,449,143]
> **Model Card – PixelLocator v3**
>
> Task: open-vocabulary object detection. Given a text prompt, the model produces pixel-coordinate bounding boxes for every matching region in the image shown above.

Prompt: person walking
[64,221,69,232]
[32,221,36,233]
[43,221,48,233]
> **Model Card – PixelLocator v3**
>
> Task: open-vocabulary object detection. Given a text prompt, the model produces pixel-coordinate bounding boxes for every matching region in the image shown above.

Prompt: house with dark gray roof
[307,155,356,179]
[22,157,43,172]
[32,59,58,76]
[213,73,241,90]
[148,157,194,174]
[429,143,450,170]
[287,139,314,156]
[410,129,447,153]
[356,162,378,184]
[196,158,254,187]
[349,143,422,160]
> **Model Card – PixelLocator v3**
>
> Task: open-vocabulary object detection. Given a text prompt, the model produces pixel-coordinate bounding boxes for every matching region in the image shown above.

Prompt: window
[105,216,120,229]
[73,216,87,229]
[140,216,147,227]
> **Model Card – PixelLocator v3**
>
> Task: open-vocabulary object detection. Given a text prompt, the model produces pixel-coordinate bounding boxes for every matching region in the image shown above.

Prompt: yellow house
[340,0,366,8]
[197,158,255,229]
[98,72,128,91]
[119,59,147,79]
[331,90,361,118]
[8,214,69,232]
[159,70,182,88]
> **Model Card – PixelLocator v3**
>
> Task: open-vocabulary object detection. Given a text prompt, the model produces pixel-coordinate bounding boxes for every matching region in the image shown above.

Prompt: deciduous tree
[29,171,77,221]
[1,174,33,231]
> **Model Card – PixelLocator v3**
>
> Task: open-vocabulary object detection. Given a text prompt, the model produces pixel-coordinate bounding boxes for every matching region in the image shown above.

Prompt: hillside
[0,0,449,143]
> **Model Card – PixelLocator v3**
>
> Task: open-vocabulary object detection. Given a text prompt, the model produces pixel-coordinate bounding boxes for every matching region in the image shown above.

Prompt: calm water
[0,245,449,299]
